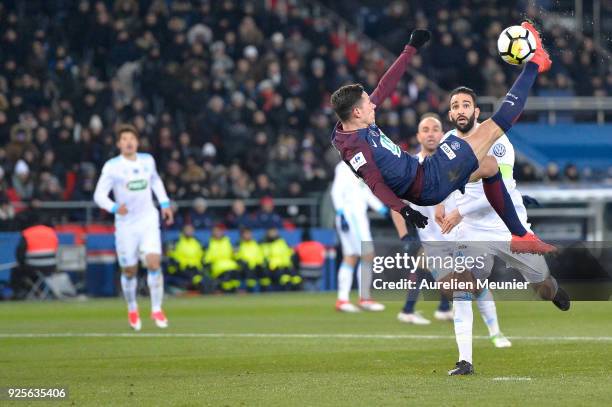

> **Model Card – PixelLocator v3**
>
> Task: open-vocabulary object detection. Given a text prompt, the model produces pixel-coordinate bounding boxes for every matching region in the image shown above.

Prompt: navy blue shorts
[414,135,479,206]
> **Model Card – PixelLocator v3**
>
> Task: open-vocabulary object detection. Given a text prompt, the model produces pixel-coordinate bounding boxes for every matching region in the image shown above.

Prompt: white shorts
[336,212,373,256]
[115,214,161,267]
[454,224,549,284]
[421,241,462,281]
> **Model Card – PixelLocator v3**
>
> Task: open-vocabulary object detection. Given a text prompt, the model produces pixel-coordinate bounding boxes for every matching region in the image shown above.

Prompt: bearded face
[451,110,476,133]
[449,92,479,134]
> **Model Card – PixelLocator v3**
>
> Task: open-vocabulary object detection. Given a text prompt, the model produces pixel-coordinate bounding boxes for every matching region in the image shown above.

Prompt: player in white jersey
[94,125,174,331]
[392,116,511,350]
[437,87,570,376]
[331,160,387,312]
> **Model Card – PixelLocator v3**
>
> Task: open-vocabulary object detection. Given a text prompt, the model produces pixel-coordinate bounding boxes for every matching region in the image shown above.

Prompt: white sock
[120,273,138,312]
[147,269,164,313]
[453,291,473,364]
[337,262,354,302]
[477,289,500,337]
[357,259,373,300]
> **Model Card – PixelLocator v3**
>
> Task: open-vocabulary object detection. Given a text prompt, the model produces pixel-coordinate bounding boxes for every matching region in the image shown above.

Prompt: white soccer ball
[497,25,536,65]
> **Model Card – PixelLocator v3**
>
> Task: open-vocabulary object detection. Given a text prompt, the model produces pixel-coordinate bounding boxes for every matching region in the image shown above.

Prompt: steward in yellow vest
[166,225,206,291]
[235,228,270,292]
[260,228,301,290]
[204,225,239,292]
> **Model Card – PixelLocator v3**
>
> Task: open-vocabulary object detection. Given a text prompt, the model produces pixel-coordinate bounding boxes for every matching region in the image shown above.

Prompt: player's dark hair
[116,124,139,140]
[449,86,478,106]
[331,84,365,122]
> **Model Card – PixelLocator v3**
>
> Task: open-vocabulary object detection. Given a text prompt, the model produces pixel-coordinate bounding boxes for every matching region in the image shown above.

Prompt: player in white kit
[331,160,387,312]
[437,87,570,375]
[391,115,511,351]
[94,125,174,331]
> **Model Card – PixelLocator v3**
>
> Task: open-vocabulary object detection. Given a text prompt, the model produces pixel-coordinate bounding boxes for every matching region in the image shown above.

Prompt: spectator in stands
[253,173,275,198]
[0,0,607,224]
[12,160,33,201]
[244,131,269,176]
[515,162,539,183]
[71,163,97,202]
[300,149,328,192]
[225,199,253,229]
[564,164,580,182]
[255,196,283,229]
[545,163,561,183]
[188,197,213,230]
[0,168,16,230]
[5,126,35,164]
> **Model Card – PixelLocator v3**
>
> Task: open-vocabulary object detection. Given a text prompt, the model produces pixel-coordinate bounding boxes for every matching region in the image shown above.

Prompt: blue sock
[402,282,421,314]
[483,171,527,236]
[402,298,417,314]
[491,62,538,132]
[438,296,451,312]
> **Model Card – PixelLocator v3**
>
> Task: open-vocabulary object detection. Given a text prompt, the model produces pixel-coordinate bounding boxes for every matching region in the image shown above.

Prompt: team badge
[450,140,461,151]
[493,143,506,157]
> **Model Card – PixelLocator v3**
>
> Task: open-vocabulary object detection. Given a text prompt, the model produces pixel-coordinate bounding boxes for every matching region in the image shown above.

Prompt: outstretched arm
[370,29,430,106]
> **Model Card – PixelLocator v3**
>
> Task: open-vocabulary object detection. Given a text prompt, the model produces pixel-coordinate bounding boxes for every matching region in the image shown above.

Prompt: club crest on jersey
[493,143,506,157]
[126,179,148,191]
[450,140,461,151]
[440,143,456,160]
[349,152,367,171]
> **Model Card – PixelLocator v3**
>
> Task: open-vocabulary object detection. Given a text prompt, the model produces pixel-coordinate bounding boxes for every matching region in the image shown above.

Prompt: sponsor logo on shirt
[349,152,367,171]
[126,179,148,191]
[493,143,506,157]
[450,140,461,151]
[380,134,401,157]
[440,143,456,160]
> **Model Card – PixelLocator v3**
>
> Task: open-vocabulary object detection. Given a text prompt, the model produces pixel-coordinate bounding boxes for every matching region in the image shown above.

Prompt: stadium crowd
[0,0,608,229]
[328,0,611,98]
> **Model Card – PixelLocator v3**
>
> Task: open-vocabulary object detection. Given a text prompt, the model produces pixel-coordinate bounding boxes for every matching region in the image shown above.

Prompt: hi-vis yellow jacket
[235,240,265,269]
[261,238,293,270]
[204,236,238,277]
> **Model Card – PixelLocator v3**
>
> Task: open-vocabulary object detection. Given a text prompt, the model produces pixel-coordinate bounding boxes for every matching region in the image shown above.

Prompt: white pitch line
[0,333,611,341]
[492,377,532,381]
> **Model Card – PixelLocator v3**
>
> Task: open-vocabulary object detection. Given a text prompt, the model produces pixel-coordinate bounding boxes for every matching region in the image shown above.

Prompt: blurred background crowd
[1,0,610,230]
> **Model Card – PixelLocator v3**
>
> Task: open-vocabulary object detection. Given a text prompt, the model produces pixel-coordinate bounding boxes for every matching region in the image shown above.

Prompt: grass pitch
[1,293,611,406]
